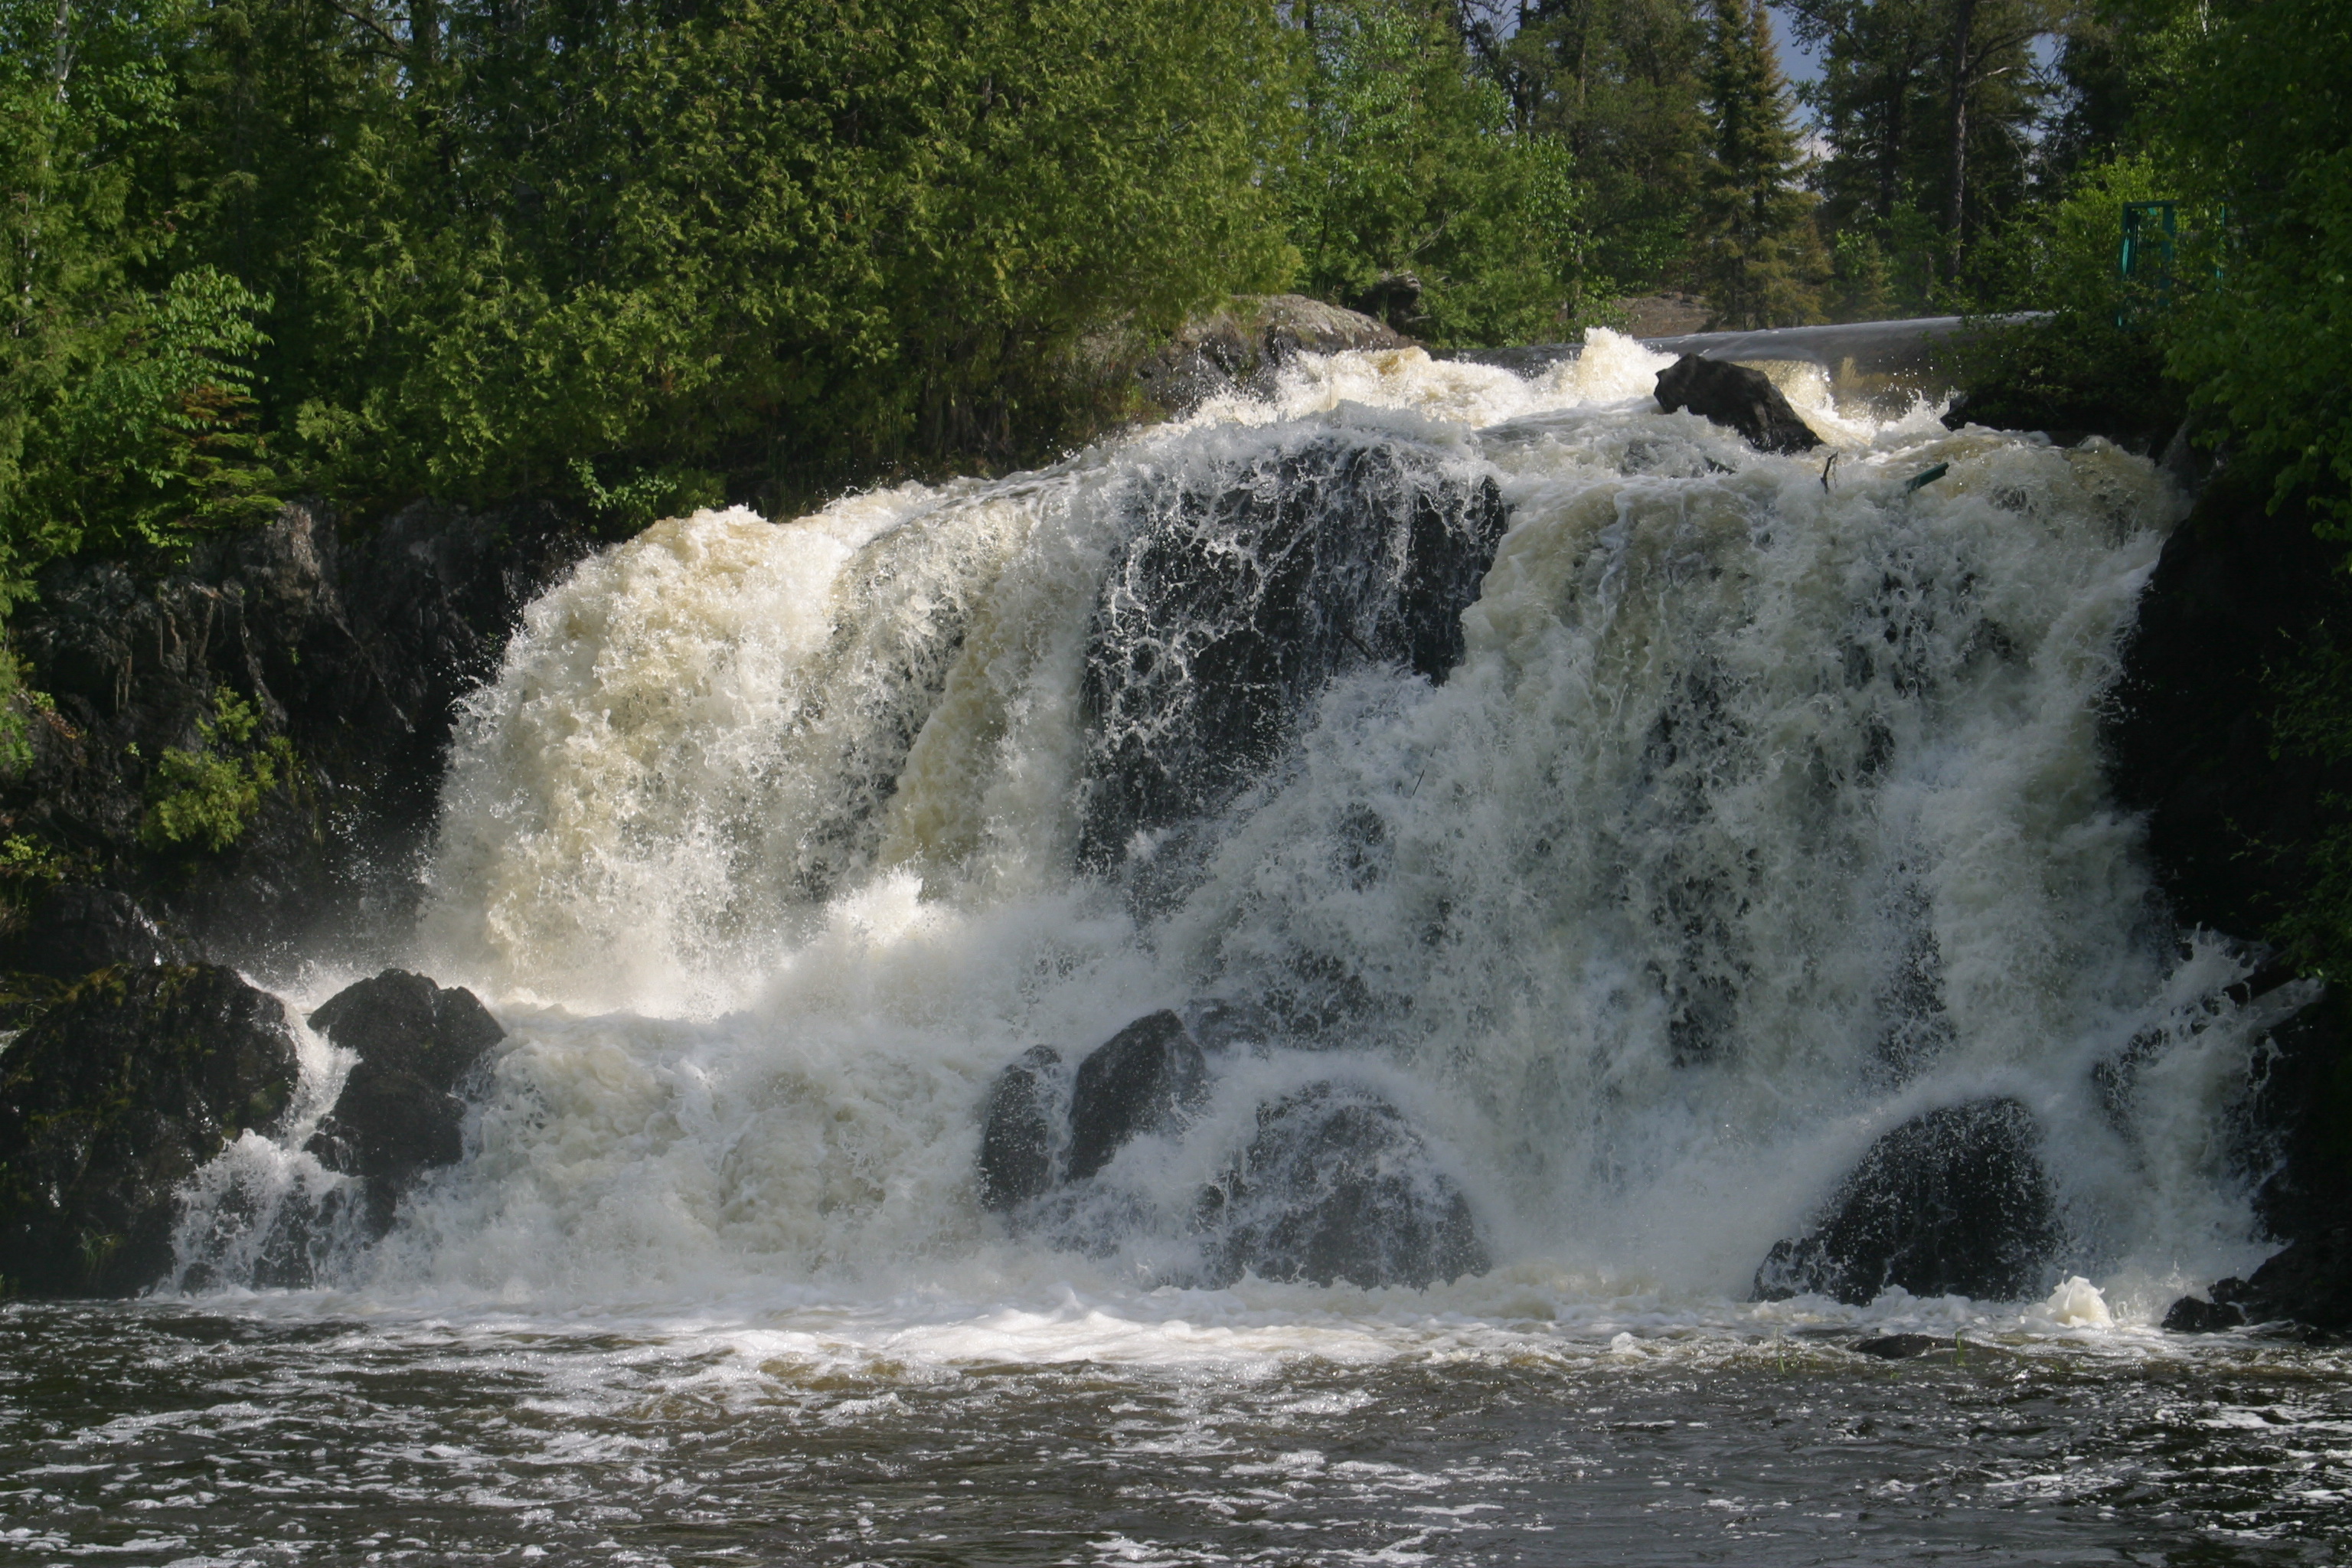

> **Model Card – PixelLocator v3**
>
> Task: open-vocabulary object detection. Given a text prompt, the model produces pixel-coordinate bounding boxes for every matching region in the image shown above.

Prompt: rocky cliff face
[2105,464,2352,1335]
[1,500,594,970]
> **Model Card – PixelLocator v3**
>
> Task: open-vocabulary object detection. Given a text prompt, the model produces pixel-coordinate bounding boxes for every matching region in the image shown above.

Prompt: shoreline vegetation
[0,0,2348,1325]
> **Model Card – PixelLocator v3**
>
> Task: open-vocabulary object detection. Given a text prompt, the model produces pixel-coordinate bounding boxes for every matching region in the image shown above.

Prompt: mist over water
[38,337,2350,1566]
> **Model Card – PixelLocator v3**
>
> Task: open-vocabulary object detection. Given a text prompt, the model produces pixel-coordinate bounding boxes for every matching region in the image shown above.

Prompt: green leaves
[1281,0,1593,346]
[139,685,293,855]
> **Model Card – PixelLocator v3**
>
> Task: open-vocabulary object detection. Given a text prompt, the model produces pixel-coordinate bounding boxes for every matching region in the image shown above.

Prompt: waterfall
[198,335,2283,1316]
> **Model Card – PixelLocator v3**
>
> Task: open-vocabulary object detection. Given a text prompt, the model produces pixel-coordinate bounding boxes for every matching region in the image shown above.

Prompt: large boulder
[977,1046,1063,1213]
[2200,1227,2352,1338]
[1753,1098,2061,1305]
[1066,1011,1209,1181]
[304,969,504,1230]
[1080,436,1509,874]
[1201,1083,1487,1289]
[0,964,299,1296]
[1654,354,1823,454]
[973,1013,1491,1290]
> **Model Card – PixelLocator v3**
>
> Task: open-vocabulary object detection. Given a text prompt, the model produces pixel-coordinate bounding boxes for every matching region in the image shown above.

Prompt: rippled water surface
[5,1301,2349,1566]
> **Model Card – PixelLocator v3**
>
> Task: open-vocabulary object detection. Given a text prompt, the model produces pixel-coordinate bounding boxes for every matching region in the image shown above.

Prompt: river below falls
[4,1298,2350,1565]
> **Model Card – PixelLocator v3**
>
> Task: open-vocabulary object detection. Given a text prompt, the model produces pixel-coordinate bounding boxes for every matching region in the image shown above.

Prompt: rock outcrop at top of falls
[305,969,505,1231]
[1652,354,1824,455]
[1079,438,1508,879]
[1129,295,1408,413]
[1752,1098,2061,1305]
[0,965,298,1297]
[977,1011,1488,1290]
[0,498,594,965]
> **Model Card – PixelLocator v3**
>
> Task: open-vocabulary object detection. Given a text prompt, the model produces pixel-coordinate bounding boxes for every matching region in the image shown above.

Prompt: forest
[1,0,2348,958]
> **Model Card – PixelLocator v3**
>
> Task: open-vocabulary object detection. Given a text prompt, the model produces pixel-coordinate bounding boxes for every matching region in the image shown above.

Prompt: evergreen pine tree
[1696,0,1827,327]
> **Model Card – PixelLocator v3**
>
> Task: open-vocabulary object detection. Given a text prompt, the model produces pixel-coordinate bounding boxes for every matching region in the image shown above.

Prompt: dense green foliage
[139,686,295,854]
[1465,0,1707,293]
[1694,0,1824,327]
[1289,0,1589,344]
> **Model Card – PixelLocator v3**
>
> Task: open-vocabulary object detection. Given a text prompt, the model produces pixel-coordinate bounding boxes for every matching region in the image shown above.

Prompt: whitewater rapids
[187,332,2285,1345]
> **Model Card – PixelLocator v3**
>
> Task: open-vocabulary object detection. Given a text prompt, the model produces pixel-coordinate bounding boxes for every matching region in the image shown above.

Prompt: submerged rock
[1065,1011,1209,1181]
[0,964,299,1296]
[304,969,504,1230]
[1752,1098,2060,1305]
[1202,1083,1487,1289]
[1851,1333,1945,1360]
[977,1046,1063,1213]
[1654,354,1823,454]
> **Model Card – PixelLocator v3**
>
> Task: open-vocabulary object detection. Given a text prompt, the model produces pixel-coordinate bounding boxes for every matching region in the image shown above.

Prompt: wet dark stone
[2,500,595,963]
[977,1046,1062,1214]
[1852,1333,1945,1360]
[2161,1295,2248,1333]
[1654,355,1823,455]
[2105,469,2352,946]
[0,885,183,981]
[1201,1084,1487,1289]
[0,965,298,1296]
[303,969,504,1230]
[1078,437,1509,872]
[2211,1228,2352,1337]
[1065,1011,1209,1181]
[1751,1098,2060,1306]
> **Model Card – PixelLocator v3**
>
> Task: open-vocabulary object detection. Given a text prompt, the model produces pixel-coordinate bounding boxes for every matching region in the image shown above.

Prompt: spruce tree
[1696,0,1827,328]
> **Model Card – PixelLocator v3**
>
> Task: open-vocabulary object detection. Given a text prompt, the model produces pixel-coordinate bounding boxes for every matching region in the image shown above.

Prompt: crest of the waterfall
[374,336,2279,1309]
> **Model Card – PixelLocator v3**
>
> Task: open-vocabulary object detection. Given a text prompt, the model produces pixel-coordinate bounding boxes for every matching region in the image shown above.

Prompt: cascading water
[28,335,2352,1568]
[168,329,2265,1318]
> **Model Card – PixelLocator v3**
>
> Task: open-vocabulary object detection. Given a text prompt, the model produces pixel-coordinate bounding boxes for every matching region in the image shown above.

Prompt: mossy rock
[0,963,298,1296]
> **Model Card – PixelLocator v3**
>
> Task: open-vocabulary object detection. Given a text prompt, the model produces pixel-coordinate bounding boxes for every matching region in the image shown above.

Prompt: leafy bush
[139,688,294,855]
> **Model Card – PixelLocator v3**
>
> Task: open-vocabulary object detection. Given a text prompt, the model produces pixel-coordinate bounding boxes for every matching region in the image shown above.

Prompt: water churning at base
[247,335,2277,1315]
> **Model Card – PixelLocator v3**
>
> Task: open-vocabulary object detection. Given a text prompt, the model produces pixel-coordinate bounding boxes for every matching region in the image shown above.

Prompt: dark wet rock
[2,500,595,964]
[1654,355,1823,455]
[2161,1295,2248,1333]
[1851,1333,1945,1359]
[1066,1011,1209,1181]
[1752,1098,2060,1306]
[1201,1084,1487,1289]
[0,884,182,979]
[977,1047,1063,1214]
[2103,466,2352,1340]
[2208,1228,2352,1337]
[0,965,298,1296]
[2105,469,2352,945]
[303,969,504,1230]
[1080,436,1509,874]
